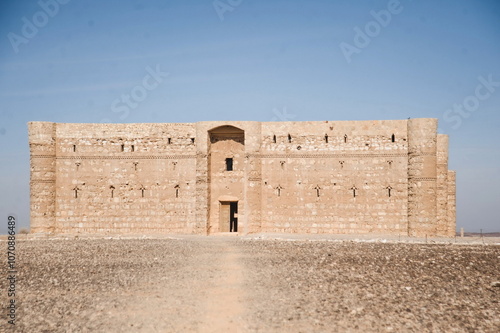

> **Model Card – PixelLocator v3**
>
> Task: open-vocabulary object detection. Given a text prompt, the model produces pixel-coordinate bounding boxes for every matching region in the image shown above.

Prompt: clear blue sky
[1,0,499,233]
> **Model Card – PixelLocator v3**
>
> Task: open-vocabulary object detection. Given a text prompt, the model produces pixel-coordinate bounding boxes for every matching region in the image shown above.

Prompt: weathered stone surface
[28,118,455,236]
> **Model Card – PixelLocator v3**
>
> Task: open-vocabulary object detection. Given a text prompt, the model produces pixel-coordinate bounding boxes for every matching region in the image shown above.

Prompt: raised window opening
[288,134,292,143]
[225,158,233,171]
[391,134,395,142]
[131,145,135,152]
[325,134,329,143]
[121,144,125,152]
[273,135,276,143]
[191,138,195,144]
[168,138,172,144]
[344,134,348,143]
[73,145,76,152]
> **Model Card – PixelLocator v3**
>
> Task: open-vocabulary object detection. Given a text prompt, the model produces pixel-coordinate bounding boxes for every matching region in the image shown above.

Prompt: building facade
[28,118,456,236]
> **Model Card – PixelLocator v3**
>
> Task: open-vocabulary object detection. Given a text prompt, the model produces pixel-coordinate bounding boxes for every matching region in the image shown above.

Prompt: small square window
[225,158,233,171]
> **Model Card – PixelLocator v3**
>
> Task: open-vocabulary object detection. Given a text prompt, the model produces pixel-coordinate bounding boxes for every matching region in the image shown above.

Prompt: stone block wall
[259,120,409,234]
[28,118,455,236]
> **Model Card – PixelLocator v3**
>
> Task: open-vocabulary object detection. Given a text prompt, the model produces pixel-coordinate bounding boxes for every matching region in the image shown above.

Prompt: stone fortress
[28,118,456,237]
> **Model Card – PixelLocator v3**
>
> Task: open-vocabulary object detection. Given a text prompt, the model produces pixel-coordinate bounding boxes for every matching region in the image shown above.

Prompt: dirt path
[103,237,247,332]
[199,241,245,332]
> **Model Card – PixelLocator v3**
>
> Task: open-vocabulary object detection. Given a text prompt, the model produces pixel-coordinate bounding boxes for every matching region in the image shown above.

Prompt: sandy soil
[1,236,499,332]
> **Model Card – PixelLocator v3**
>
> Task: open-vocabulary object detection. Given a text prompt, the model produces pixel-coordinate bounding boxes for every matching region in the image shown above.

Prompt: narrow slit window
[226,158,233,171]
[276,185,283,197]
[387,186,393,197]
[391,134,395,142]
[168,138,172,144]
[73,145,76,152]
[314,185,321,197]
[325,134,328,143]
[121,144,125,152]
[273,135,276,143]
[344,134,348,143]
[191,138,195,144]
[351,186,357,198]
[131,145,135,152]
[288,134,292,143]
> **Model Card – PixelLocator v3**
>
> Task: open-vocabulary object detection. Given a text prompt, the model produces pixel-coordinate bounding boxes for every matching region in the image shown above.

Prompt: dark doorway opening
[230,202,238,232]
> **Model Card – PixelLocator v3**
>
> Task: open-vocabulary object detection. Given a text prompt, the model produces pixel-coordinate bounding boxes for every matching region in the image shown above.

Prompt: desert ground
[1,235,499,332]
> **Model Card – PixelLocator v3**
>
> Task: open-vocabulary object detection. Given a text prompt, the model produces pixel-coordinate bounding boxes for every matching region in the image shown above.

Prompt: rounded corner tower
[28,121,57,234]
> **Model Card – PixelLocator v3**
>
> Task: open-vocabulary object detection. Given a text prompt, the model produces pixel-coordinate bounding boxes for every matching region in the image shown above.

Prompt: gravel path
[1,237,499,332]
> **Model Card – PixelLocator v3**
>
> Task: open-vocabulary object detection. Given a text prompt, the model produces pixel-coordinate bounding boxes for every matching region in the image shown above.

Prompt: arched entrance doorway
[208,126,245,233]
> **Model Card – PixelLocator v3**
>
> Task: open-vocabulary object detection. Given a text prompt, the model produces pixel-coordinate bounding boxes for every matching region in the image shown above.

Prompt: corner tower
[407,118,438,236]
[28,122,57,233]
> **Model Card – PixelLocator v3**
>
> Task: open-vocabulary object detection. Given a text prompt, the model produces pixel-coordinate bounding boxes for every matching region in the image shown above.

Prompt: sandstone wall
[43,123,196,234]
[28,119,456,236]
[259,120,409,234]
